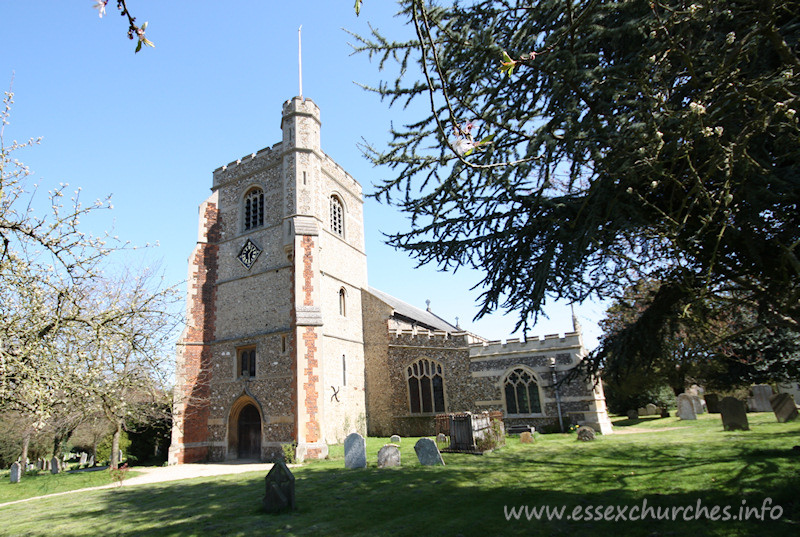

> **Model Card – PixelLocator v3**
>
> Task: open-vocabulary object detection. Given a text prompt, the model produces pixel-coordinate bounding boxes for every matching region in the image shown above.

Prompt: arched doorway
[237,404,262,459]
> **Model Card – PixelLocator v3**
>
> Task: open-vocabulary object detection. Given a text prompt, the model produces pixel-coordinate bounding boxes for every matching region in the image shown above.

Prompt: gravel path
[0,462,274,508]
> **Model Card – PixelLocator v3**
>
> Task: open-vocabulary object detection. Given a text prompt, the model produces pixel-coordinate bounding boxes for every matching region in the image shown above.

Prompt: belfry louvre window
[244,188,265,231]
[504,367,542,415]
[406,358,445,414]
[330,195,344,237]
[239,348,256,378]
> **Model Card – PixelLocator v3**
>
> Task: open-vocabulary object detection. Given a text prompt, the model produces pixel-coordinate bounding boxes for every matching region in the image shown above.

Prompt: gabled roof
[367,287,460,333]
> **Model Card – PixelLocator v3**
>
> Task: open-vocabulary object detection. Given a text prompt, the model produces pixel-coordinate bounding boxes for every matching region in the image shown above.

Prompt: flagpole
[298,26,303,100]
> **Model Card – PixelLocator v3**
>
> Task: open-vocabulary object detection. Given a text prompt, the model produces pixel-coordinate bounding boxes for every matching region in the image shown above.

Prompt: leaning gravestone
[390,434,401,444]
[414,438,445,466]
[720,397,749,431]
[750,384,774,412]
[344,432,367,469]
[50,457,60,474]
[263,460,296,513]
[676,394,697,420]
[705,393,721,413]
[770,393,799,423]
[10,461,21,483]
[377,444,401,468]
[519,431,533,444]
[646,403,658,416]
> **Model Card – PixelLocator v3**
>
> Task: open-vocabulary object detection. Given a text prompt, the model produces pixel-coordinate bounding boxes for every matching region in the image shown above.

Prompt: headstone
[36,458,43,470]
[79,452,87,466]
[344,432,367,469]
[390,434,401,444]
[519,431,533,444]
[9,462,21,483]
[749,384,774,412]
[705,393,721,413]
[414,438,444,466]
[690,395,705,415]
[637,407,647,417]
[50,457,60,474]
[646,403,658,416]
[720,397,749,431]
[87,455,94,467]
[576,426,596,442]
[262,460,296,513]
[770,393,799,423]
[436,433,447,444]
[660,408,670,418]
[626,409,638,420]
[676,393,697,420]
[377,444,401,468]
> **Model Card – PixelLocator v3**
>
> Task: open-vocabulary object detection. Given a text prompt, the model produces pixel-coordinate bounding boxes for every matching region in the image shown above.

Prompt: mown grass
[0,466,140,503]
[1,413,798,536]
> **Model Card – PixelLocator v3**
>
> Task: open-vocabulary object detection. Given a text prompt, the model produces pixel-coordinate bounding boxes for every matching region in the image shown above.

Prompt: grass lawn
[1,413,798,536]
[0,466,140,503]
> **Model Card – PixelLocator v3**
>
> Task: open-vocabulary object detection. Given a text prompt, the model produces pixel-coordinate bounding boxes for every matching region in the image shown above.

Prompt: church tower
[170,97,367,464]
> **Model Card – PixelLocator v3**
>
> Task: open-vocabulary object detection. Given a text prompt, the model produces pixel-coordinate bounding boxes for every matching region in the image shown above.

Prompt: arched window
[239,347,256,378]
[243,188,265,231]
[338,288,347,316]
[503,367,542,415]
[406,358,445,414]
[330,195,344,237]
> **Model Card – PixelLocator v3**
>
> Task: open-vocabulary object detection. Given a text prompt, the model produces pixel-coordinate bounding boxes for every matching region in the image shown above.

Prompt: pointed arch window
[503,367,542,415]
[339,288,347,316]
[330,195,344,237]
[238,347,256,378]
[243,187,265,231]
[406,358,445,414]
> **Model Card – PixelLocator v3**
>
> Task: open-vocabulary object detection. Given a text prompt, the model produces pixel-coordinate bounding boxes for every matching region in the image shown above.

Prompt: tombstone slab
[263,460,296,513]
[646,403,658,416]
[770,393,799,423]
[344,432,367,469]
[576,426,596,442]
[749,384,774,412]
[390,434,401,444]
[720,397,749,431]
[519,431,533,444]
[377,444,401,468]
[435,433,447,444]
[50,457,60,474]
[660,408,670,418]
[9,462,21,483]
[414,438,444,466]
[705,393,721,413]
[676,393,697,420]
[626,409,638,420]
[690,395,705,415]
[79,452,88,466]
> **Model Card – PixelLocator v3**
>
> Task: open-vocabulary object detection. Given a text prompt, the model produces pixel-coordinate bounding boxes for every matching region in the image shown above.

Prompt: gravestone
[519,431,533,444]
[377,444,401,468]
[770,393,799,423]
[262,460,296,513]
[87,455,94,467]
[646,403,658,416]
[36,458,43,470]
[344,432,367,469]
[79,452,87,466]
[749,384,773,412]
[705,393,721,413]
[9,461,21,483]
[414,438,445,466]
[626,409,638,420]
[637,407,647,417]
[676,394,697,420]
[436,433,447,444]
[390,434,401,444]
[660,408,670,418]
[690,395,705,415]
[719,397,749,431]
[576,426,596,442]
[50,457,60,474]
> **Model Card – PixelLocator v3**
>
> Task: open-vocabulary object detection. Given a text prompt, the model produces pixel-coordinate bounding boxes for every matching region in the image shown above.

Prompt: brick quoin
[302,236,315,306]
[174,203,220,463]
[300,235,320,445]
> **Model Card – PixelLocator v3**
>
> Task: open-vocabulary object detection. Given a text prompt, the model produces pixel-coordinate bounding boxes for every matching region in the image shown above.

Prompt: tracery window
[503,367,542,415]
[330,195,344,237]
[243,188,265,231]
[406,358,445,414]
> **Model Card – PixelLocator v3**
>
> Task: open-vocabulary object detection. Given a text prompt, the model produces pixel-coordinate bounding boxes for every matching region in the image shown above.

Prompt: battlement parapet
[388,328,471,347]
[212,143,282,185]
[469,331,582,356]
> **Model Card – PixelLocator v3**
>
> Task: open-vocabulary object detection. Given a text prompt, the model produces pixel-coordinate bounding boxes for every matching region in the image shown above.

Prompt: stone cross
[676,393,697,420]
[344,432,367,469]
[263,460,296,513]
[10,461,21,483]
[769,393,798,423]
[719,397,749,431]
[414,438,444,466]
[377,444,401,468]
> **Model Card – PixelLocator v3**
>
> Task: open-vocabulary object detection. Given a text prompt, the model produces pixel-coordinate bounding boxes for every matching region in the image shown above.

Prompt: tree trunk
[20,432,31,475]
[110,423,121,469]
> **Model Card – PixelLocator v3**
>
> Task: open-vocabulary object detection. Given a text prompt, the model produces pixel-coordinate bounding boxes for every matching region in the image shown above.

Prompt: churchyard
[1,413,798,536]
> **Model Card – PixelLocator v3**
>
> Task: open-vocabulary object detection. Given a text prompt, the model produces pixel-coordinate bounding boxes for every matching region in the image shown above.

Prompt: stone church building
[168,96,612,464]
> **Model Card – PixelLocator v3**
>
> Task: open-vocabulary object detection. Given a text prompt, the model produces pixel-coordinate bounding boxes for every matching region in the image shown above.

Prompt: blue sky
[0,1,609,348]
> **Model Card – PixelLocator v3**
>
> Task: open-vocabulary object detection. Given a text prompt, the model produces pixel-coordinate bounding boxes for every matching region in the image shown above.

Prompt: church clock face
[237,239,262,270]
